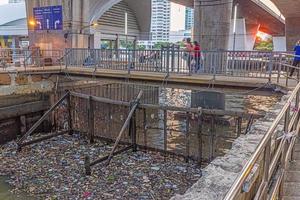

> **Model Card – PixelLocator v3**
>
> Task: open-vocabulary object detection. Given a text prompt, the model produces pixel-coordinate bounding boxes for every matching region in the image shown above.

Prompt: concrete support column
[194,0,233,50]
[92,32,102,49]
[273,36,287,51]
[286,17,300,51]
[228,18,246,51]
[245,23,260,50]
[228,19,260,51]
[70,0,90,48]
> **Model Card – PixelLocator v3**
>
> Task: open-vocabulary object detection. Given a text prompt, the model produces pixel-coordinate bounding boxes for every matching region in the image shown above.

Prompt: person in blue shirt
[290,40,300,76]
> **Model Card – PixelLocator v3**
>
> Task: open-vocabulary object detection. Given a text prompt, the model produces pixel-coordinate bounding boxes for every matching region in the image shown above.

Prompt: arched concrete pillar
[25,0,150,49]
[193,0,233,51]
[228,19,260,51]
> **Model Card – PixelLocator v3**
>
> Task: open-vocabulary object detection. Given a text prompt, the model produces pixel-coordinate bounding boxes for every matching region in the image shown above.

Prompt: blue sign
[33,5,63,30]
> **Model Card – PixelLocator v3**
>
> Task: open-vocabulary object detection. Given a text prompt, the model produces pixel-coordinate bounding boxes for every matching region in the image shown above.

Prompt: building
[150,0,170,43]
[170,3,185,32]
[169,29,191,43]
[9,0,25,3]
[185,7,194,31]
[0,2,28,48]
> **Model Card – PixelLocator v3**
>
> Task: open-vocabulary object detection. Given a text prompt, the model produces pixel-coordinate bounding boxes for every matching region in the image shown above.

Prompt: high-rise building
[9,0,24,3]
[185,7,194,30]
[150,0,171,42]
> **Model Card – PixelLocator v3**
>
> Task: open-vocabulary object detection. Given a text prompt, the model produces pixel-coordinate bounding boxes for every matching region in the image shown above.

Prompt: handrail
[223,81,300,199]
[63,48,299,87]
[23,48,42,69]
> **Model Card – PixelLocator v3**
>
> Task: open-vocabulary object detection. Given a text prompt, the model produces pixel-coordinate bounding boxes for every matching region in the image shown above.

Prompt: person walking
[185,38,193,71]
[193,41,201,73]
[290,40,300,77]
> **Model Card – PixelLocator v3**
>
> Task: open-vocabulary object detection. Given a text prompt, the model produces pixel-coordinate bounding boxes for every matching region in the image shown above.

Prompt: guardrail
[223,81,300,199]
[2,47,299,87]
[0,48,64,70]
[64,48,299,85]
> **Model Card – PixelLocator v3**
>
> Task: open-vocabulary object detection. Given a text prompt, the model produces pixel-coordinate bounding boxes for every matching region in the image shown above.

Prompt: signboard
[33,5,63,30]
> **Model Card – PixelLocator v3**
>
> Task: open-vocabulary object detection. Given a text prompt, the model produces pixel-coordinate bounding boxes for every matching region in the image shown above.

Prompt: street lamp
[233,3,239,51]
[29,20,36,26]
[80,22,99,34]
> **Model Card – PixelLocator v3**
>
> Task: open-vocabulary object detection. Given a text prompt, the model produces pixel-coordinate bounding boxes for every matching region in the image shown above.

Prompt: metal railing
[223,80,300,199]
[0,48,65,69]
[64,48,299,85]
[2,47,299,87]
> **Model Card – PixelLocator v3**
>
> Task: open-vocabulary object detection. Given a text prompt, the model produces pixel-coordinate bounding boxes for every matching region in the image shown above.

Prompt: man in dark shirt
[290,40,300,76]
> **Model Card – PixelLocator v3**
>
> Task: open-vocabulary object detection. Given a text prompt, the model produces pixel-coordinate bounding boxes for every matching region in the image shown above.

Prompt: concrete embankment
[172,93,289,200]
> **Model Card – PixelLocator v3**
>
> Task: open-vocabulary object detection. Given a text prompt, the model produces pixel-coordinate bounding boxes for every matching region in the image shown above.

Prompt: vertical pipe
[131,109,137,152]
[85,155,91,175]
[210,116,215,161]
[143,108,147,151]
[261,139,271,199]
[67,92,73,135]
[88,96,94,143]
[279,105,291,197]
[197,110,203,166]
[186,112,190,162]
[163,110,168,158]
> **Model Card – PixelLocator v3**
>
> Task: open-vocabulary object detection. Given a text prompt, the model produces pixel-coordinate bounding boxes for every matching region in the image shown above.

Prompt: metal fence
[2,47,299,87]
[0,48,64,69]
[223,81,300,199]
[64,48,298,79]
[60,82,261,165]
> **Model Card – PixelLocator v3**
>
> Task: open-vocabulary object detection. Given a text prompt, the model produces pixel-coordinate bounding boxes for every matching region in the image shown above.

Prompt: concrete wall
[270,0,300,50]
[172,91,289,200]
[273,36,287,51]
[285,17,300,51]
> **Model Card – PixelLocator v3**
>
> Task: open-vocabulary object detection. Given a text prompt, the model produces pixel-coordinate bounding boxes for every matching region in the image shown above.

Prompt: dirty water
[0,85,282,199]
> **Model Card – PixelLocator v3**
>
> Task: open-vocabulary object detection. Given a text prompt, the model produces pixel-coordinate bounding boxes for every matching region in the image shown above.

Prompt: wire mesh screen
[70,94,131,143]
[53,83,249,164]
[74,83,159,105]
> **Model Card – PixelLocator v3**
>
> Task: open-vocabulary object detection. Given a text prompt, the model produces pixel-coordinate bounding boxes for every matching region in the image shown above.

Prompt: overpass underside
[172,0,285,51]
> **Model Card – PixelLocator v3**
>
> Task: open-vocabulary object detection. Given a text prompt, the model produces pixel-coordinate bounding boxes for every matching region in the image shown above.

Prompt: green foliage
[254,38,273,51]
[153,42,170,49]
[137,45,146,50]
[120,40,135,49]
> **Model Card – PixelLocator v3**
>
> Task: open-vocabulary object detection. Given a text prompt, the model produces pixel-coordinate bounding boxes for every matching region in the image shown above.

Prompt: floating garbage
[0,134,202,199]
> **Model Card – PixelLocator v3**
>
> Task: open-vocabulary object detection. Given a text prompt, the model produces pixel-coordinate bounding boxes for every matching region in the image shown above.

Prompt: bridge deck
[0,66,298,90]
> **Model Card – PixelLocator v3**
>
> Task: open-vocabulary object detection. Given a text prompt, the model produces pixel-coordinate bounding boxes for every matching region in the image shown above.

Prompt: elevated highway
[271,0,300,50]
[171,0,285,51]
[24,0,287,51]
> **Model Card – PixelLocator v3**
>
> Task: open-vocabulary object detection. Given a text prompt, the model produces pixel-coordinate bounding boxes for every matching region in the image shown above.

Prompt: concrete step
[283,182,300,196]
[287,160,300,171]
[282,196,300,200]
[285,171,300,182]
[294,144,300,152]
[292,150,300,160]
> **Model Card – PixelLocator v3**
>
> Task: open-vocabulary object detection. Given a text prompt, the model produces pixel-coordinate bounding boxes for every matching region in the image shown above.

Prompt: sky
[0,0,8,5]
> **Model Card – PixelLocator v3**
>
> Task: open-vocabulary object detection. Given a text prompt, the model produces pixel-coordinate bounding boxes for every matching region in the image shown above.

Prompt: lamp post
[232,3,239,51]
[80,22,98,48]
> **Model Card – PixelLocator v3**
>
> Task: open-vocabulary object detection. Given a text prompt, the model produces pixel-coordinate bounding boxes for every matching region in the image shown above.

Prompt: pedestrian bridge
[1,48,300,199]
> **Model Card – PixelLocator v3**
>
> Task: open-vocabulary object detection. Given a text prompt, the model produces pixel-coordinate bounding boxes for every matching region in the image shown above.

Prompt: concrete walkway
[0,66,298,90]
[283,140,300,200]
